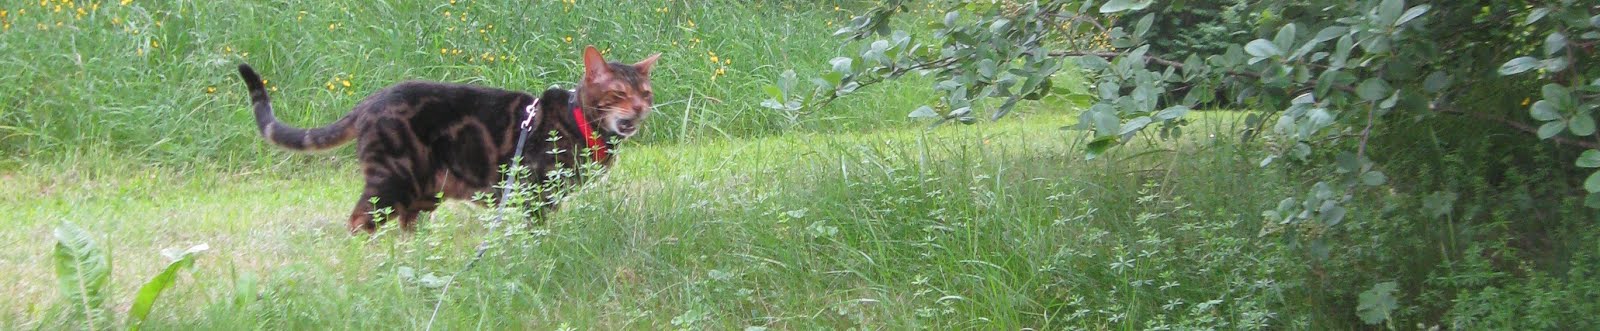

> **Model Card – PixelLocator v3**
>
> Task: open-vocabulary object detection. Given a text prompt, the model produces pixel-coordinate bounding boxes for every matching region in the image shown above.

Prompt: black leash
[427,97,538,330]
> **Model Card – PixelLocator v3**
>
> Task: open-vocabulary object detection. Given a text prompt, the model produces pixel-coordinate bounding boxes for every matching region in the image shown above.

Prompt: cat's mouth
[606,116,640,137]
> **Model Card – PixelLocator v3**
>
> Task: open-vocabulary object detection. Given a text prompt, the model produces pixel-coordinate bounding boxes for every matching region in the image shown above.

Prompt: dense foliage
[768,0,1600,327]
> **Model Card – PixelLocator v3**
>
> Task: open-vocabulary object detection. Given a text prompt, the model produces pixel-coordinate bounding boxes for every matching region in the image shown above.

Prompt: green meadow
[3,0,1596,329]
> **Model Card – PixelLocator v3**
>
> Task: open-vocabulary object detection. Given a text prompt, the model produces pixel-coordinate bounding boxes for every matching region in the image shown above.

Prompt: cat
[237,45,659,233]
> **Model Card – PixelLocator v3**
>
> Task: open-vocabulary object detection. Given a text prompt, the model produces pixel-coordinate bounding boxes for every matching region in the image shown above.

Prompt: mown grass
[3,108,1330,329]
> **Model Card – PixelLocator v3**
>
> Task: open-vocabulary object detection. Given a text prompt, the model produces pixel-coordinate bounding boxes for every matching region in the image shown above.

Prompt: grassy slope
[3,110,1325,329]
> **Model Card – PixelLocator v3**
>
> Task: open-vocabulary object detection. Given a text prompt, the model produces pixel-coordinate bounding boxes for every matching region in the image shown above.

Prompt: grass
[0,0,933,168]
[8,0,1596,329]
[4,108,1325,329]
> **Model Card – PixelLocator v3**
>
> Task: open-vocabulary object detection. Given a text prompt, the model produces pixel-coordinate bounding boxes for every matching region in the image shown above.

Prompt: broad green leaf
[1099,0,1153,13]
[1587,171,1600,193]
[1527,7,1551,25]
[1134,15,1154,37]
[1357,281,1399,325]
[1091,106,1121,137]
[1542,84,1572,104]
[1361,171,1388,186]
[1336,152,1361,173]
[1377,0,1404,25]
[129,244,210,331]
[1154,106,1190,121]
[1274,24,1298,53]
[829,57,853,74]
[908,106,937,119]
[1588,193,1600,208]
[1423,71,1450,93]
[1538,121,1566,139]
[1545,32,1568,56]
[1357,78,1392,102]
[1577,150,1600,168]
[1530,100,1561,121]
[1085,136,1118,160]
[1570,113,1596,136]
[777,70,798,96]
[762,85,784,101]
[1119,116,1152,136]
[1245,39,1282,58]
[1542,57,1570,72]
[1077,55,1110,71]
[1498,57,1540,75]
[54,223,111,330]
[1396,5,1430,26]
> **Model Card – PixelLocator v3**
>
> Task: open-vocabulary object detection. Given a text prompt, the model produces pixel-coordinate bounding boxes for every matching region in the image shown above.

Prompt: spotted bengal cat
[237,45,659,233]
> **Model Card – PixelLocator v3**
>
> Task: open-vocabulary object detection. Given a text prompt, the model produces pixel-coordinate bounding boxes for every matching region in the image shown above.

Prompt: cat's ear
[582,45,611,81]
[634,53,662,75]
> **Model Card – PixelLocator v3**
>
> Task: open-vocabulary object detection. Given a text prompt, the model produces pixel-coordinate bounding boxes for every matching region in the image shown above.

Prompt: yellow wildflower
[120,0,132,5]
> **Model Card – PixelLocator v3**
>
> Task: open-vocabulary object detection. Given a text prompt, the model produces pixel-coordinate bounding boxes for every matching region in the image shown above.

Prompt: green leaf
[1530,100,1561,121]
[1587,171,1600,193]
[1423,71,1450,93]
[1538,121,1566,139]
[129,244,209,331]
[1542,83,1572,104]
[1570,113,1596,136]
[908,106,937,119]
[1377,0,1404,24]
[1396,5,1430,26]
[1245,39,1282,58]
[1099,0,1153,13]
[1119,116,1152,136]
[1085,136,1118,160]
[762,85,784,101]
[1577,150,1600,168]
[1361,170,1388,186]
[1499,57,1540,75]
[1273,24,1298,53]
[1357,281,1400,325]
[829,57,853,74]
[1090,106,1121,137]
[54,223,111,330]
[1587,193,1600,208]
[1527,7,1551,25]
[1357,78,1392,102]
[1154,106,1190,121]
[1545,32,1568,56]
[1076,55,1110,71]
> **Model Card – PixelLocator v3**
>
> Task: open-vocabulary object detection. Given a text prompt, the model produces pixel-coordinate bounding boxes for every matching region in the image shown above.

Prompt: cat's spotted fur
[238,46,658,233]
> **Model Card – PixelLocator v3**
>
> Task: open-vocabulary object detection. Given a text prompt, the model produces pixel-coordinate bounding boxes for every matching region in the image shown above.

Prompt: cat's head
[579,45,660,138]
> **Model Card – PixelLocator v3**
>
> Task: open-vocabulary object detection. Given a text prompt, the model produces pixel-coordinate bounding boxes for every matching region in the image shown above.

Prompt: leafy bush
[768,0,1600,326]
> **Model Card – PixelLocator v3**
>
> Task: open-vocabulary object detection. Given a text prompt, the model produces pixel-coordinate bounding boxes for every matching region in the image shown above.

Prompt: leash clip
[520,98,539,130]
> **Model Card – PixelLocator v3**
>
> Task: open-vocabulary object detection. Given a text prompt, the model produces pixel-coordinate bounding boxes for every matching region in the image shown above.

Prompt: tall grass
[0,0,933,169]
[4,109,1340,329]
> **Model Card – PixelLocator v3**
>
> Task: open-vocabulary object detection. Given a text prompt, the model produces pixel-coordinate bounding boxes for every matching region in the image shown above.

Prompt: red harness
[568,105,608,162]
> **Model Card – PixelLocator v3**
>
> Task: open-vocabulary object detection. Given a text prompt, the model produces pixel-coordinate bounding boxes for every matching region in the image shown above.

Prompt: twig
[1432,104,1600,150]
